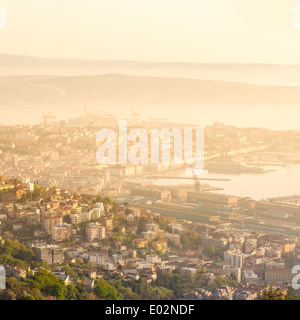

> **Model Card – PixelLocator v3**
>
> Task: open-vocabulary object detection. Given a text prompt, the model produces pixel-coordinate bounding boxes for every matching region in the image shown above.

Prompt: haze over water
[2,104,300,131]
[152,165,300,201]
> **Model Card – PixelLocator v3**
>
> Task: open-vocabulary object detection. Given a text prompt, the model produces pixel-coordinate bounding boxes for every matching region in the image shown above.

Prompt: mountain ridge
[1,74,300,106]
[1,53,300,86]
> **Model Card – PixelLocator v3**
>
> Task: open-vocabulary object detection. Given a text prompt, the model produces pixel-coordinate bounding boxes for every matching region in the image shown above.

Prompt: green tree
[66,284,77,300]
[258,283,298,300]
[94,279,122,300]
[206,246,215,257]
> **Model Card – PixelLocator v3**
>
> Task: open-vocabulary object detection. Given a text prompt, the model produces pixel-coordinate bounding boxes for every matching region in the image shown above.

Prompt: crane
[192,167,201,192]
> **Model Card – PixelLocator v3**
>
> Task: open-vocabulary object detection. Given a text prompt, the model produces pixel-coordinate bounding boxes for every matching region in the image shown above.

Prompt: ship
[206,161,275,174]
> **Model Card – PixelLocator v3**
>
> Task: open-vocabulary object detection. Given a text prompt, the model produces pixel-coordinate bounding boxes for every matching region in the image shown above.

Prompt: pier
[148,176,231,182]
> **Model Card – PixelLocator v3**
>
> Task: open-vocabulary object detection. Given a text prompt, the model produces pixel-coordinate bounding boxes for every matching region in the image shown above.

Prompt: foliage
[119,278,174,300]
[257,283,298,300]
[180,231,202,250]
[0,239,35,267]
[156,269,204,298]
[205,246,224,259]
[94,278,122,300]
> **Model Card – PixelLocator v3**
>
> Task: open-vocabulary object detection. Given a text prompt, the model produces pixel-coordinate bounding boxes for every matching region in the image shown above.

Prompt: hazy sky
[0,0,300,63]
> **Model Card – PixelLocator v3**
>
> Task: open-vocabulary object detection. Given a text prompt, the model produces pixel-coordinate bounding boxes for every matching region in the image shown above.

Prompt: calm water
[152,165,300,201]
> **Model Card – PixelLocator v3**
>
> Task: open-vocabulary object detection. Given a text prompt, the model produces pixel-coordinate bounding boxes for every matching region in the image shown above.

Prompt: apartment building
[52,223,72,242]
[36,245,65,265]
[86,222,105,241]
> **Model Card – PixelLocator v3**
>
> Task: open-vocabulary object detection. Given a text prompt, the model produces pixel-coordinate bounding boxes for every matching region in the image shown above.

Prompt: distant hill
[1,53,300,86]
[1,74,300,106]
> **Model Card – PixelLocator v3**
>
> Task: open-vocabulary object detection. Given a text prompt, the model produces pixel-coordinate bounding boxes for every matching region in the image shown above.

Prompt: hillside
[1,53,300,86]
[0,74,300,106]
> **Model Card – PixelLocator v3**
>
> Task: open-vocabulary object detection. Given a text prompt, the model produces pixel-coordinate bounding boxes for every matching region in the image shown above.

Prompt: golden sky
[0,0,300,63]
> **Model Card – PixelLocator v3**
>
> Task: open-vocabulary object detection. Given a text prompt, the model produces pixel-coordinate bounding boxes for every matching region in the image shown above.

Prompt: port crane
[192,167,201,192]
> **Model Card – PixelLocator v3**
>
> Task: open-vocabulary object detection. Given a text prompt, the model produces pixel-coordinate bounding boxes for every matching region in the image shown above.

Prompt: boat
[206,161,275,174]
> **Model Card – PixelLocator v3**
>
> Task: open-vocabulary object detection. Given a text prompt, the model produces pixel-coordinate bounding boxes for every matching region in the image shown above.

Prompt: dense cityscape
[0,112,300,300]
[1,1,300,310]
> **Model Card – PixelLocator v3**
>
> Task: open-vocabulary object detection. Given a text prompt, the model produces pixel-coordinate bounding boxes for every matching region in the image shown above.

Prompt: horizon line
[1,52,300,67]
